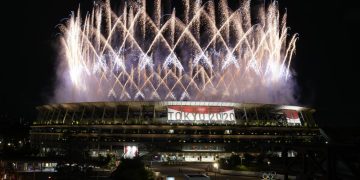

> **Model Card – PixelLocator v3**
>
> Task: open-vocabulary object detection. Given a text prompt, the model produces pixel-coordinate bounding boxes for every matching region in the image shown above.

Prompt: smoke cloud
[54,0,298,105]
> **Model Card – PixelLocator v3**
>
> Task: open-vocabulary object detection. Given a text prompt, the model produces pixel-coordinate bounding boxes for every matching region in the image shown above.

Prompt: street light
[213,163,219,180]
[267,161,271,172]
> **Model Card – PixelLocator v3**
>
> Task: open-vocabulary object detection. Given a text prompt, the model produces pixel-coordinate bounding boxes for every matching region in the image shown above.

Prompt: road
[149,162,259,180]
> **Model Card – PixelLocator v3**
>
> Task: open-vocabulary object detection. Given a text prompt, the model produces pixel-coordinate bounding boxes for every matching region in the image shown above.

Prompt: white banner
[167,106,235,121]
[283,110,301,125]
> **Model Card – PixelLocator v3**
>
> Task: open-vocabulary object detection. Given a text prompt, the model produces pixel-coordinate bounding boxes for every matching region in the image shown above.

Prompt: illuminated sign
[123,146,138,159]
[283,110,301,125]
[167,106,235,121]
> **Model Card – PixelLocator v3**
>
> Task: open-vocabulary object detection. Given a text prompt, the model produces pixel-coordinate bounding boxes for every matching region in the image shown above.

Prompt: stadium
[30,101,322,162]
[30,0,325,174]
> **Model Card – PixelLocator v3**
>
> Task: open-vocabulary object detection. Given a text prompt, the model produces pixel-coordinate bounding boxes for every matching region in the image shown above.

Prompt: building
[30,101,323,162]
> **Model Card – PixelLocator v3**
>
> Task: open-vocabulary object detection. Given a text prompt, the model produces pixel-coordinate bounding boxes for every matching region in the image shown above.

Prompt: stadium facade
[30,101,322,162]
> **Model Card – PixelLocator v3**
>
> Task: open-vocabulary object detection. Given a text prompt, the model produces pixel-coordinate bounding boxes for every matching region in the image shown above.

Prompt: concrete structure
[30,101,323,162]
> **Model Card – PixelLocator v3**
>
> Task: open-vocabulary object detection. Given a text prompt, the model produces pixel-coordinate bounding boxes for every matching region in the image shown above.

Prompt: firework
[56,0,298,104]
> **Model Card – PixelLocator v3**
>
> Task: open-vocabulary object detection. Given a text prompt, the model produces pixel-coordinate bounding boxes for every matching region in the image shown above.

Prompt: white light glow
[56,0,298,104]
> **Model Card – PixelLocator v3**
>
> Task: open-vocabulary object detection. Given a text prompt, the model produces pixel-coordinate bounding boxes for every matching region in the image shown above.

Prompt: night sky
[0,0,359,131]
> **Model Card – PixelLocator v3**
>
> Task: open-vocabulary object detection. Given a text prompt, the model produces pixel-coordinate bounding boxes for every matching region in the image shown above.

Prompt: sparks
[56,0,298,104]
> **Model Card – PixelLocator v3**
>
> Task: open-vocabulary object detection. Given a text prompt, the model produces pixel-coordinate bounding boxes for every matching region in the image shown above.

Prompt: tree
[111,157,154,180]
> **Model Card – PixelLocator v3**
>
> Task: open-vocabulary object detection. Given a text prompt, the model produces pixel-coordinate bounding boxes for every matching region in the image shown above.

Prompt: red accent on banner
[283,110,299,119]
[168,106,232,113]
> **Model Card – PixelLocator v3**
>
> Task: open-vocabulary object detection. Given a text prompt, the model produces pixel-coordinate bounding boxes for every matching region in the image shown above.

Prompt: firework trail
[54,0,298,104]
